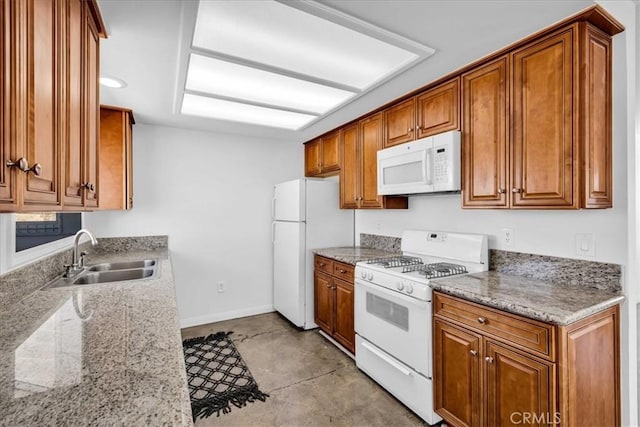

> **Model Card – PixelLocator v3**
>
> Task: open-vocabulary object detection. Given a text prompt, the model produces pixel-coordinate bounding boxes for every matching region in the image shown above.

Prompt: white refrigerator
[272,178,354,329]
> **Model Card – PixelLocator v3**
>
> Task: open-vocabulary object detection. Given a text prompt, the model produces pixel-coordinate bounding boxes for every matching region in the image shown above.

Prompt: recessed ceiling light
[185,54,356,114]
[100,76,127,88]
[181,93,317,130]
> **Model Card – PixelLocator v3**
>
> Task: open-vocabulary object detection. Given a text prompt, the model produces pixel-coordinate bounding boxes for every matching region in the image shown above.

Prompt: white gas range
[354,230,488,425]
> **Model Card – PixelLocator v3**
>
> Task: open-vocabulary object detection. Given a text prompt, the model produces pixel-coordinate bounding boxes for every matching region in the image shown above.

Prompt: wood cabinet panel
[417,78,460,139]
[332,261,354,283]
[559,306,619,427]
[383,98,415,148]
[321,131,340,174]
[339,123,359,209]
[0,0,17,208]
[314,255,334,275]
[512,28,576,208]
[434,319,481,427]
[333,277,355,353]
[485,341,553,427]
[313,271,333,334]
[359,113,383,208]
[82,6,99,208]
[23,0,60,208]
[304,139,321,177]
[581,23,612,208]
[462,57,509,208]
[99,105,134,210]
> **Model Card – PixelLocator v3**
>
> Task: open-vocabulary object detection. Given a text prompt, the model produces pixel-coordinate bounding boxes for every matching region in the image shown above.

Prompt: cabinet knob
[319,262,325,267]
[83,182,95,192]
[469,350,477,356]
[497,188,506,194]
[26,162,42,176]
[416,125,422,131]
[477,317,487,324]
[407,128,412,133]
[512,188,522,193]
[6,158,28,171]
[326,283,331,288]
[338,269,346,274]
[485,356,494,364]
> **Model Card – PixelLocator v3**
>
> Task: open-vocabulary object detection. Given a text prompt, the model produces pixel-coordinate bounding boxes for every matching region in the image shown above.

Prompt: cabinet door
[359,113,384,208]
[313,271,333,334]
[485,341,553,427]
[320,131,340,174]
[82,5,99,208]
[383,98,415,148]
[434,320,482,427]
[416,78,460,139]
[462,56,509,208]
[333,277,355,353]
[340,123,359,209]
[304,139,321,177]
[62,0,83,208]
[512,28,576,208]
[23,0,61,208]
[0,0,17,209]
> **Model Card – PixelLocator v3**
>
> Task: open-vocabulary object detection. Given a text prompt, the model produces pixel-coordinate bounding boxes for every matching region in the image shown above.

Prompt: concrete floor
[181,312,429,427]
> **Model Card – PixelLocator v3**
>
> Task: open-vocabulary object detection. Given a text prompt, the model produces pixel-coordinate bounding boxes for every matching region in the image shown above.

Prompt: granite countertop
[430,271,624,326]
[0,247,192,426]
[313,246,398,265]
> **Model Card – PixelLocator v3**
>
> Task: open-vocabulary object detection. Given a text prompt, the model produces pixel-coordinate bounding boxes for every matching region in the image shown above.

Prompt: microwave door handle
[425,148,433,185]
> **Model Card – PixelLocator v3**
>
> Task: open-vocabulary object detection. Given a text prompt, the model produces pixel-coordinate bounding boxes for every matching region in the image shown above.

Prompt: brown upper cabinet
[462,12,621,209]
[0,0,105,213]
[99,105,135,210]
[304,131,340,177]
[340,113,407,209]
[383,78,460,148]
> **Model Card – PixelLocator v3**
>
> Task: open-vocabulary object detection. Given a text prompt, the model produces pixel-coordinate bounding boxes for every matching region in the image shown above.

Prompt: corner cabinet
[340,114,408,209]
[433,292,620,427]
[0,0,105,213]
[99,105,134,210]
[462,17,620,209]
[313,255,356,353]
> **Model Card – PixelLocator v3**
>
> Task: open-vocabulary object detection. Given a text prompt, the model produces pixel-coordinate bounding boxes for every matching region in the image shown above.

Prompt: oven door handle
[356,280,428,308]
[361,340,412,376]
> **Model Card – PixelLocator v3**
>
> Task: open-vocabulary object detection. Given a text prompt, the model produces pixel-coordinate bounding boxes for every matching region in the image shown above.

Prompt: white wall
[84,124,301,327]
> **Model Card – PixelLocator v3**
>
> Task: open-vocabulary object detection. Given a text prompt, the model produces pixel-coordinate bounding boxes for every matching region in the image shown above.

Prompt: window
[15,213,82,252]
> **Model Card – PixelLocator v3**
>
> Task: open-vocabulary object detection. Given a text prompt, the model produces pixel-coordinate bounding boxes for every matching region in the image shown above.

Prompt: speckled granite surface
[0,238,192,426]
[313,247,398,265]
[490,249,621,291]
[359,234,401,253]
[430,271,624,325]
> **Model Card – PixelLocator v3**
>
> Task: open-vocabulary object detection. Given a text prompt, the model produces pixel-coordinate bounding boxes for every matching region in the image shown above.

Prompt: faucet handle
[63,264,73,277]
[80,251,88,267]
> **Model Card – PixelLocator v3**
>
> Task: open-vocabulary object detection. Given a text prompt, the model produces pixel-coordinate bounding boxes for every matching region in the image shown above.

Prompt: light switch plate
[575,233,595,257]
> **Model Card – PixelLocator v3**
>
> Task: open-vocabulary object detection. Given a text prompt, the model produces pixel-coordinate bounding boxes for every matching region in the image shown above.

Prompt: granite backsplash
[360,233,401,253]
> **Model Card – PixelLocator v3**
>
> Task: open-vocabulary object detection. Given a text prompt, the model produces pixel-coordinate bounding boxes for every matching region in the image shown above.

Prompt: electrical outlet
[217,281,225,293]
[575,233,595,257]
[501,228,514,247]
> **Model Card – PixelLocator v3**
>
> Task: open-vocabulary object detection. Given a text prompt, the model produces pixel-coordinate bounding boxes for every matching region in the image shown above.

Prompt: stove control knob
[396,281,405,291]
[360,270,367,279]
[367,272,374,281]
[405,283,414,294]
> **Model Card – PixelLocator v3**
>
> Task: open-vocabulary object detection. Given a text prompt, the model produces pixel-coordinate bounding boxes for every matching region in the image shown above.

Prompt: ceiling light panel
[192,0,420,90]
[185,54,356,114]
[181,93,317,130]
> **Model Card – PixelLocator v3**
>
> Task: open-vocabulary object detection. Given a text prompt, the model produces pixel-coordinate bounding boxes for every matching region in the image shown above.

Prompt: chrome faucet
[65,229,98,277]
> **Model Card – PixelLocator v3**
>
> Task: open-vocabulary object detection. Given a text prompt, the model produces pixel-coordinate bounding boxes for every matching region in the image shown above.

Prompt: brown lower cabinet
[313,255,355,353]
[433,291,620,427]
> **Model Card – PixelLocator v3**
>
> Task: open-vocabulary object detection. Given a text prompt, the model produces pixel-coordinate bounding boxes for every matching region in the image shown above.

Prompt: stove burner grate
[403,262,468,278]
[366,256,423,268]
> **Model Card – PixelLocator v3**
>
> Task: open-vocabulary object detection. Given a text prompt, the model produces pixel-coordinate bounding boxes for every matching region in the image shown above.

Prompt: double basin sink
[47,259,159,289]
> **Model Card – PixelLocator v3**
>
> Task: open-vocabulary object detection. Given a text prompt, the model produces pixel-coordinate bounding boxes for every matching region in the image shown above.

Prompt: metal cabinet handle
[338,269,346,274]
[469,350,477,356]
[485,356,494,363]
[477,317,487,324]
[319,262,325,267]
[497,188,506,194]
[26,162,42,176]
[6,158,28,171]
[512,188,522,193]
[82,182,95,192]
[325,283,331,288]
[416,125,422,131]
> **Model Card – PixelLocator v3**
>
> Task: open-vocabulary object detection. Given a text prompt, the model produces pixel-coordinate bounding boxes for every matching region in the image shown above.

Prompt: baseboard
[179,305,275,329]
[318,329,355,360]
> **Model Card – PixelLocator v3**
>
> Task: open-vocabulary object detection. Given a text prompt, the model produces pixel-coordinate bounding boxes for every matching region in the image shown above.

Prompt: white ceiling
[97,0,595,143]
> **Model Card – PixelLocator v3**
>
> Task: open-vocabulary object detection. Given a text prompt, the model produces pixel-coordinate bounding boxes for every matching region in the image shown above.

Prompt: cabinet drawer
[315,256,334,274]
[433,292,555,360]
[333,262,354,282]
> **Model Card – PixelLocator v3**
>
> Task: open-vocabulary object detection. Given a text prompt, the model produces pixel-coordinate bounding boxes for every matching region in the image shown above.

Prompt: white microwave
[377,130,461,196]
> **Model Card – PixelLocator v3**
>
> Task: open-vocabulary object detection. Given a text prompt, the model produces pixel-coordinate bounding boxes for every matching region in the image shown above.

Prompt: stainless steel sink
[88,259,157,272]
[45,258,160,289]
[72,268,156,285]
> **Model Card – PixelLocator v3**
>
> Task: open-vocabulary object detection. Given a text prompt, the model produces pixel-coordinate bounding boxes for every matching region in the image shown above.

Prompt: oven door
[355,280,432,377]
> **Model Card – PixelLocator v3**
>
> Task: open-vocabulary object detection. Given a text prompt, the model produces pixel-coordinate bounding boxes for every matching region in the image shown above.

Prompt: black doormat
[182,331,269,420]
